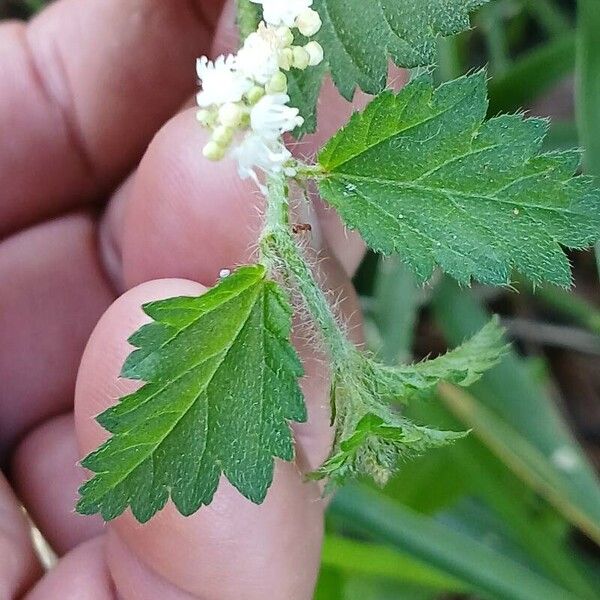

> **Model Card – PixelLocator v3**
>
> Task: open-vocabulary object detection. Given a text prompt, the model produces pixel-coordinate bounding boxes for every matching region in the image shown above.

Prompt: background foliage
[4,0,600,598]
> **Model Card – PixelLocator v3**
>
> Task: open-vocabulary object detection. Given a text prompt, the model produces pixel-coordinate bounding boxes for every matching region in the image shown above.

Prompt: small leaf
[317,72,600,287]
[389,316,509,396]
[313,319,506,487]
[77,265,306,523]
[312,411,466,488]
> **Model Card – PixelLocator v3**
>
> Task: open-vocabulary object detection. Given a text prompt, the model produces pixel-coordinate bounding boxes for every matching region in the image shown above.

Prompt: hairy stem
[260,175,352,363]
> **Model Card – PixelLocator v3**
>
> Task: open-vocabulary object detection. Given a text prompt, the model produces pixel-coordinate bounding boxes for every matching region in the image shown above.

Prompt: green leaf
[373,256,421,365]
[317,72,600,287]
[312,319,506,486]
[288,0,487,134]
[236,0,261,40]
[576,0,600,274]
[287,33,328,137]
[313,412,466,487]
[313,0,489,100]
[439,383,600,548]
[390,316,508,394]
[77,265,306,522]
[331,485,581,600]
[321,535,465,592]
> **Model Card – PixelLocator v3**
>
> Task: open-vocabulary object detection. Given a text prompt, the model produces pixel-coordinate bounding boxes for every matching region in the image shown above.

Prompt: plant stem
[260,175,351,362]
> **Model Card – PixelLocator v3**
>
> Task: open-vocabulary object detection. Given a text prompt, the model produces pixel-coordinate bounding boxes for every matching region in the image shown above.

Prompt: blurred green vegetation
[5,0,600,598]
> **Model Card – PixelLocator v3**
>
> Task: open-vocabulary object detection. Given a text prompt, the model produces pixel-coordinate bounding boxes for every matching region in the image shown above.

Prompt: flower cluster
[195,0,323,186]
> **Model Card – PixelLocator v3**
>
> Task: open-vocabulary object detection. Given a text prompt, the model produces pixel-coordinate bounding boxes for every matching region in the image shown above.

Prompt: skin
[1,1,408,597]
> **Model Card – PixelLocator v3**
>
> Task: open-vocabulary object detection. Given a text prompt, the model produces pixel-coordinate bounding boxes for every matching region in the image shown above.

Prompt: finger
[117,108,367,289]
[75,280,328,599]
[0,0,225,235]
[11,414,104,555]
[0,213,114,459]
[25,537,114,600]
[0,473,42,597]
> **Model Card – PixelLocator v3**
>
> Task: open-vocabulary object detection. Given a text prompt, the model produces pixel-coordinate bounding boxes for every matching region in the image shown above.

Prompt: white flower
[233,133,292,182]
[251,94,304,139]
[196,55,251,107]
[236,28,281,85]
[251,0,313,27]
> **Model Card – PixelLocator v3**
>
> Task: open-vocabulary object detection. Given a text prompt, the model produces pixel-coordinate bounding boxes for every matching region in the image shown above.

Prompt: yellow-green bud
[202,141,226,161]
[279,48,294,71]
[196,108,215,127]
[212,125,234,146]
[246,85,266,105]
[304,41,324,67]
[265,71,288,95]
[292,46,310,70]
[239,111,251,127]
[218,102,244,127]
[296,8,322,37]
[276,26,294,48]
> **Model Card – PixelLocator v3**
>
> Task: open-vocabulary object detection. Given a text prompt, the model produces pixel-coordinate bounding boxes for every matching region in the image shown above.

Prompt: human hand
[0,1,375,598]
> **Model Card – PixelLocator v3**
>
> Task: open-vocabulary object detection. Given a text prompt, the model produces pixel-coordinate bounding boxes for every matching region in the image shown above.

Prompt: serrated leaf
[77,265,306,523]
[314,319,506,487]
[390,317,508,395]
[317,72,600,287]
[287,0,487,135]
[313,412,466,488]
[314,0,488,100]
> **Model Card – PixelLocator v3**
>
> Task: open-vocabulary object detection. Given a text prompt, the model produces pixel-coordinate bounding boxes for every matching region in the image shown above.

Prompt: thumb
[74,278,326,600]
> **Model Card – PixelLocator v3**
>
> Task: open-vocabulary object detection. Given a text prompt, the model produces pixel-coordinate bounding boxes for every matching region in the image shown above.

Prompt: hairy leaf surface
[78,266,306,522]
[384,317,508,399]
[288,0,487,134]
[313,0,488,99]
[314,319,507,486]
[318,72,600,287]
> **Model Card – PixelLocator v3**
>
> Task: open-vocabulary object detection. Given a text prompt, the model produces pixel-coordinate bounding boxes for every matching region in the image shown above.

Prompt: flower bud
[279,48,294,71]
[203,141,226,161]
[196,108,215,127]
[246,85,266,105]
[296,8,322,37]
[218,102,245,127]
[275,26,294,48]
[265,71,288,94]
[304,41,324,66]
[212,125,234,146]
[292,46,310,70]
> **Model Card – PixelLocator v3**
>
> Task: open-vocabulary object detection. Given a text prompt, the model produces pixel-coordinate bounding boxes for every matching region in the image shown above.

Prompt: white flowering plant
[76,0,600,523]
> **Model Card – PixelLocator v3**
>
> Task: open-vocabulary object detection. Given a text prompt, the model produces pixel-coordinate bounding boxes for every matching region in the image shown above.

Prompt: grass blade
[331,486,580,600]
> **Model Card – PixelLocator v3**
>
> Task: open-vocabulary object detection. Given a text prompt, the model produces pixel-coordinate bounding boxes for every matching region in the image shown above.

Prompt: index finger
[0,0,225,236]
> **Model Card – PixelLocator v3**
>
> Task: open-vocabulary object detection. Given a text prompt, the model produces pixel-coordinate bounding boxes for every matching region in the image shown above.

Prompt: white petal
[250,94,303,139]
[251,0,313,27]
[196,54,252,107]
